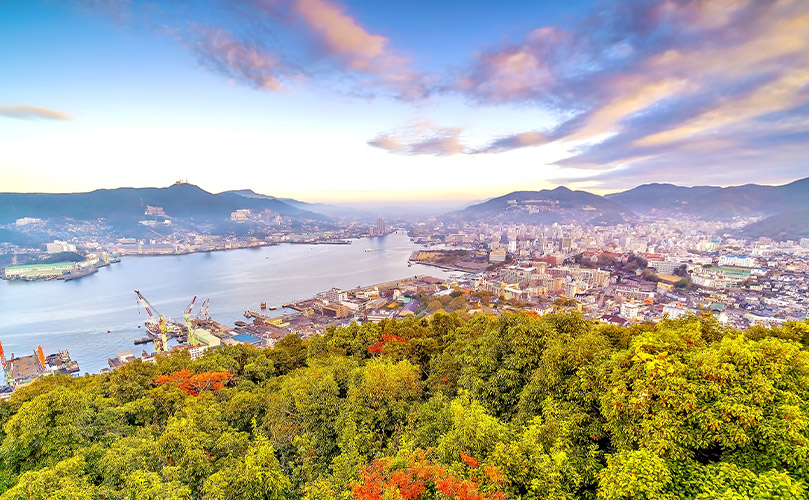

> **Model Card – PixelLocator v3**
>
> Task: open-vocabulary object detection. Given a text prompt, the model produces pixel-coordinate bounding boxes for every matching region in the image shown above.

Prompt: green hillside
[1,312,807,499]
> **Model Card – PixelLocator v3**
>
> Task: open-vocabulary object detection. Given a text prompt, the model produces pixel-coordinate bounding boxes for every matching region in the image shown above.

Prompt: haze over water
[0,232,443,375]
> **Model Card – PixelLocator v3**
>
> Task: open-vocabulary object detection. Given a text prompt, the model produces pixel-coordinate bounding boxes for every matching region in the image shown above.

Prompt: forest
[0,311,807,499]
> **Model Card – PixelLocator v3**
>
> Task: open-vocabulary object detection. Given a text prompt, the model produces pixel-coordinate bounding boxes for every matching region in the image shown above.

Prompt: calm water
[0,232,442,375]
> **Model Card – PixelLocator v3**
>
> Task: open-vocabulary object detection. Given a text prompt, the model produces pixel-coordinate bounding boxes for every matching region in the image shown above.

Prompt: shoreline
[407,259,484,274]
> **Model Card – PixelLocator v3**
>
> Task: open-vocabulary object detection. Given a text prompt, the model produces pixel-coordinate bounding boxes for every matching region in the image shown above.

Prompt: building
[144,205,166,216]
[4,262,77,280]
[231,333,262,346]
[561,237,573,252]
[614,287,656,301]
[45,240,77,254]
[620,302,641,320]
[718,255,755,268]
[322,304,350,318]
[651,260,684,275]
[662,304,689,319]
[3,345,80,388]
[189,329,221,348]
[231,209,251,222]
[377,217,386,235]
[15,217,42,226]
[489,248,506,263]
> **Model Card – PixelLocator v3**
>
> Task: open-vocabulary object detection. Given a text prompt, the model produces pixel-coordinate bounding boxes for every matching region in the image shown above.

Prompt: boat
[244,310,251,318]
[268,305,278,310]
[365,248,374,252]
[260,302,267,309]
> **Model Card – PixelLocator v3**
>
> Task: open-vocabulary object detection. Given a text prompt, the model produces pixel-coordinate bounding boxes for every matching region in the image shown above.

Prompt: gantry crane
[134,290,172,353]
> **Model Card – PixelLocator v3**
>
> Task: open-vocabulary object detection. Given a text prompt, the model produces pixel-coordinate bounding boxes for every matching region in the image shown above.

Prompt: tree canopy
[1,312,807,499]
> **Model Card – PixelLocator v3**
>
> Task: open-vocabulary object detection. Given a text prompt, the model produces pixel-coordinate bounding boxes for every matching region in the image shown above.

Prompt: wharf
[245,310,270,321]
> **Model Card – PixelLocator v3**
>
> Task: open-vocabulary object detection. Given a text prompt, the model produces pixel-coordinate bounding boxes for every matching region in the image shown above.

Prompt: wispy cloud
[0,105,71,121]
[189,26,298,91]
[451,0,809,182]
[368,121,465,156]
[98,0,429,100]
[472,131,553,154]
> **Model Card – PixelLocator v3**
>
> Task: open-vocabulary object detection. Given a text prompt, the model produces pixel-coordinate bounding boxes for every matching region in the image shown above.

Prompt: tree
[201,435,290,500]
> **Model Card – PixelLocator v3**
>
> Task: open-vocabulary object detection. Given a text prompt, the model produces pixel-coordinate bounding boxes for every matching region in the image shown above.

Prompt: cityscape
[3,177,808,380]
[2,0,809,498]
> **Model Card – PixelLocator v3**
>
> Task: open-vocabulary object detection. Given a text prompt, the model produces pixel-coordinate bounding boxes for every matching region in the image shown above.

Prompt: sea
[0,232,444,376]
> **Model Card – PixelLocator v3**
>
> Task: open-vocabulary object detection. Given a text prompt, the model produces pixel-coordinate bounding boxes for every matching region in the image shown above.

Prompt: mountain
[451,186,631,225]
[607,177,809,219]
[224,190,370,219]
[605,183,719,212]
[0,183,326,225]
[740,208,809,240]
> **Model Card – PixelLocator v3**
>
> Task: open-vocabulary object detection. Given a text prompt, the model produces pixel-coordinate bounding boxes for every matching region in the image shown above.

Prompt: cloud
[290,0,428,99]
[452,0,809,180]
[368,121,465,156]
[100,0,429,100]
[472,131,553,154]
[189,26,296,91]
[0,105,71,121]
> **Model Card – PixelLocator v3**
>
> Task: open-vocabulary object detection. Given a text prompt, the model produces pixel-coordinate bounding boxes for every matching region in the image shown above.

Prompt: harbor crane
[183,296,197,324]
[134,290,172,353]
[196,298,210,322]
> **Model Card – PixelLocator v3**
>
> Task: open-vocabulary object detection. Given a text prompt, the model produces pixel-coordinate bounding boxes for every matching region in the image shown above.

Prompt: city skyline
[2,0,808,202]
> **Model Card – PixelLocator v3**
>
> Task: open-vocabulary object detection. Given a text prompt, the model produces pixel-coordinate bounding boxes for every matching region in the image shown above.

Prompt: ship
[260,302,267,309]
[365,248,373,252]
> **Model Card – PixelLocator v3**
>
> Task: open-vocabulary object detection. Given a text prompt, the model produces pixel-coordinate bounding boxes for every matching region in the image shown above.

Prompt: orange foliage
[459,451,479,468]
[154,369,231,396]
[483,465,505,486]
[352,449,505,500]
[367,333,407,355]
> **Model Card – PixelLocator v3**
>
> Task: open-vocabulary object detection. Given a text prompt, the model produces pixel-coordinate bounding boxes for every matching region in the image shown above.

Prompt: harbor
[0,341,80,396]
[100,273,451,373]
[0,233,444,375]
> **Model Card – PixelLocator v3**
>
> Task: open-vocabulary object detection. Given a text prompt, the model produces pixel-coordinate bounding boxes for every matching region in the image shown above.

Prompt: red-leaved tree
[154,369,231,396]
[352,449,505,500]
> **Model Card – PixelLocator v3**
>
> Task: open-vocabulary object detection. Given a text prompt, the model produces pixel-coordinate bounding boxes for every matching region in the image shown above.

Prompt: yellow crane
[134,290,172,353]
[182,296,199,344]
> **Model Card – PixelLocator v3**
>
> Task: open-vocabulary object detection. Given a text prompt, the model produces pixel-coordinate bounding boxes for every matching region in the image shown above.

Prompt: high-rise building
[561,237,572,252]
[376,217,385,235]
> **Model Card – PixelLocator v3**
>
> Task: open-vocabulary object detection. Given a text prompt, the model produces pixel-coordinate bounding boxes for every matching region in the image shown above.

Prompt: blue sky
[1,0,807,202]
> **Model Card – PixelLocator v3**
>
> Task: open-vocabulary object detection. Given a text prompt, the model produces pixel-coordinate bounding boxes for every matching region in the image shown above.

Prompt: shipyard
[0,342,80,398]
[99,275,449,373]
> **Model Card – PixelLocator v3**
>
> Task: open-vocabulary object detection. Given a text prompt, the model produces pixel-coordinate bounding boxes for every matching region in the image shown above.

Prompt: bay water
[0,232,443,375]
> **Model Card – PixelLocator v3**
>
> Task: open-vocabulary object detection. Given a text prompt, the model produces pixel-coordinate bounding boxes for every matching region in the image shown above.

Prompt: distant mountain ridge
[604,183,720,212]
[0,183,326,225]
[448,176,809,240]
[223,190,370,218]
[607,177,809,218]
[451,186,631,225]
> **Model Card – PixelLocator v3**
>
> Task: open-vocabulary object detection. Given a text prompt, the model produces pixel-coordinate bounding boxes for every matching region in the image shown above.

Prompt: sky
[1,0,808,203]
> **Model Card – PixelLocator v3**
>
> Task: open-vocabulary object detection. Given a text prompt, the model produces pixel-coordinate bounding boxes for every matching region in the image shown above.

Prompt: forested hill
[1,312,808,499]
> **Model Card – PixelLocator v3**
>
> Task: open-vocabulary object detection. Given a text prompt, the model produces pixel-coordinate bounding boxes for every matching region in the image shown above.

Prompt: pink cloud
[189,26,296,91]
[369,122,466,156]
[291,0,427,99]
[293,0,387,71]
